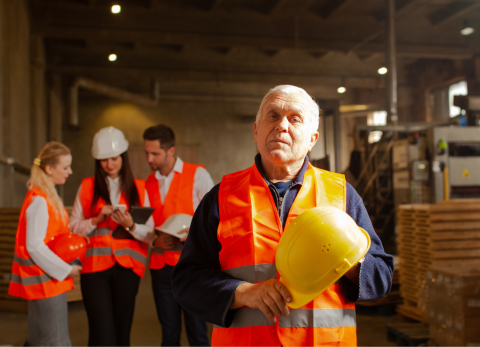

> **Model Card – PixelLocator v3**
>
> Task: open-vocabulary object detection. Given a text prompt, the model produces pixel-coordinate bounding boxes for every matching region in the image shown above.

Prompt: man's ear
[168,146,176,158]
[308,132,319,151]
[254,122,257,144]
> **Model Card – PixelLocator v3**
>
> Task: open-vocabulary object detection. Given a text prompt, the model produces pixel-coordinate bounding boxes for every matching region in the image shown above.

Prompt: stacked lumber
[396,202,480,321]
[0,208,27,312]
[0,206,82,313]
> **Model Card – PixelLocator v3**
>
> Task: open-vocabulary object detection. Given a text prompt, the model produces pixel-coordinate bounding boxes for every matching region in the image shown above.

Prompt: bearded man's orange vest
[9,188,74,300]
[213,163,357,346]
[146,162,204,269]
[79,177,148,277]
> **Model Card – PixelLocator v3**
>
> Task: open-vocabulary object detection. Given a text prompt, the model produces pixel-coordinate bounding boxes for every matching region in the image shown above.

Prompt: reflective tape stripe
[224,263,277,283]
[214,308,355,329]
[151,244,183,255]
[114,248,147,265]
[278,308,356,328]
[11,273,52,286]
[214,308,276,328]
[85,246,113,257]
[13,254,35,267]
[89,227,110,237]
[151,248,164,255]
[223,263,344,285]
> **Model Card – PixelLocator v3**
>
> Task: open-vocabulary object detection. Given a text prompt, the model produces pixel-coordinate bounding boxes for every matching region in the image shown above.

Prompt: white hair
[255,85,320,133]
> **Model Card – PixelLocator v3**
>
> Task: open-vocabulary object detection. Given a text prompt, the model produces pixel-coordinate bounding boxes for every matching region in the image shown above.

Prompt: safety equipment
[47,233,88,264]
[146,163,205,269]
[156,214,192,238]
[213,162,357,346]
[9,188,74,300]
[91,126,129,160]
[276,206,371,309]
[79,177,148,277]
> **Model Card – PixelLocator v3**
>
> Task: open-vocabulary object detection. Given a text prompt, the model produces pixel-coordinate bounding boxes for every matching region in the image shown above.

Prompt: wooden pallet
[386,322,430,346]
[397,202,480,322]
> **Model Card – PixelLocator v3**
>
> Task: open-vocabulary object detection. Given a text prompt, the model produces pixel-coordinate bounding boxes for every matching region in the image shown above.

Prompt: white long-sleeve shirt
[69,176,155,243]
[26,196,72,282]
[155,157,214,211]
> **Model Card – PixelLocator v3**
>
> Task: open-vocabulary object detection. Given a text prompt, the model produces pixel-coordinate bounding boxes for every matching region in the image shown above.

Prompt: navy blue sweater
[172,155,394,327]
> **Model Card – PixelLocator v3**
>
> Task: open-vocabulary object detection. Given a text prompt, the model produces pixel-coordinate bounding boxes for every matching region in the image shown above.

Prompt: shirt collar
[155,157,184,180]
[106,176,121,186]
[254,153,309,186]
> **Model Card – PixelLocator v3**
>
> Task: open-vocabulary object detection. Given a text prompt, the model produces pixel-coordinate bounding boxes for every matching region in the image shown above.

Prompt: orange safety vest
[9,188,74,300]
[79,177,148,277]
[146,162,205,269]
[213,162,357,346]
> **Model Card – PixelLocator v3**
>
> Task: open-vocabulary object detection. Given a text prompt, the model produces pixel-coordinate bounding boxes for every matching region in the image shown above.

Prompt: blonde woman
[8,142,81,346]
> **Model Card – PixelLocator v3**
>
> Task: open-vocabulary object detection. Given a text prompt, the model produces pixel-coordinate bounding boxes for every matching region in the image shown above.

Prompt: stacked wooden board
[397,201,480,321]
[0,208,27,312]
[0,206,82,313]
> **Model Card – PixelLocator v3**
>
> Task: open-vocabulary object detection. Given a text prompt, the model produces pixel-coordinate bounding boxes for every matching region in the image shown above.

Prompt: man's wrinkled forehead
[262,93,308,117]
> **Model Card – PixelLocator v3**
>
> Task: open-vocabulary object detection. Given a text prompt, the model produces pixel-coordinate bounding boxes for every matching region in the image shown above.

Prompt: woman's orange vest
[146,162,204,269]
[9,188,74,300]
[213,163,357,346]
[79,177,148,277]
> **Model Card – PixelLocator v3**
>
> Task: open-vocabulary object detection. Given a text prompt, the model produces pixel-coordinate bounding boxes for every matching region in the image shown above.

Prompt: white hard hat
[91,126,129,160]
[156,214,192,238]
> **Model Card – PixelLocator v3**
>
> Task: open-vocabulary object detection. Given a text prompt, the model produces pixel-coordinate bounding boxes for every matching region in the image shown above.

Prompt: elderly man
[171,85,394,346]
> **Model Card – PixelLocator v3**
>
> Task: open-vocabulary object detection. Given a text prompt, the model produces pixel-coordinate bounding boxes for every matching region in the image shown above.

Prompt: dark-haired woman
[70,127,155,346]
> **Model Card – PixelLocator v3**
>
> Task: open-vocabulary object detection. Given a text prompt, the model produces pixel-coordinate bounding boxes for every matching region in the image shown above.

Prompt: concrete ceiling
[30,0,480,99]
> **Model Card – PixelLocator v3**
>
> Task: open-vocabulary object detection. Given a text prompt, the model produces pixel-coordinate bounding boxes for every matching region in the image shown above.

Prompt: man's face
[254,92,319,166]
[144,139,174,171]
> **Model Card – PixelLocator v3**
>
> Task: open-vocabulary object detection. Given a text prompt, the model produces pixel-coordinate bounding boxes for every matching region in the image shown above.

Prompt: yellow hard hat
[276,206,371,309]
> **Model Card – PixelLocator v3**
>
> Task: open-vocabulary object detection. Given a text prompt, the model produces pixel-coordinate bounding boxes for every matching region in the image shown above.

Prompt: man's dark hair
[143,124,175,150]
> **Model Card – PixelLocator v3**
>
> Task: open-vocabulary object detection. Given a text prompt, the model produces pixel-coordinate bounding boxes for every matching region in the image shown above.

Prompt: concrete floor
[0,271,398,346]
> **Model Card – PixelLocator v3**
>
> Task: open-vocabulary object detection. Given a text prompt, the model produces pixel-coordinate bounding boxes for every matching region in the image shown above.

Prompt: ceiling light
[108,53,117,61]
[337,86,346,94]
[111,5,121,14]
[461,20,474,35]
[378,67,388,75]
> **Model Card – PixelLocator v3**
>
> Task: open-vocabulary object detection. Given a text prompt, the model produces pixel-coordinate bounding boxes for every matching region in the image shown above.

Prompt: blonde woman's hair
[28,141,71,221]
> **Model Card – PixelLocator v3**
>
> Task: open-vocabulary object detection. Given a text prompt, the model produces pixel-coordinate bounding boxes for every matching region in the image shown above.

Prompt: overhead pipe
[69,77,160,126]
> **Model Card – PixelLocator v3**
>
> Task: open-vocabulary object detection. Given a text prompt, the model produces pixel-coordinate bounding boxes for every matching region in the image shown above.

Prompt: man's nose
[275,116,289,132]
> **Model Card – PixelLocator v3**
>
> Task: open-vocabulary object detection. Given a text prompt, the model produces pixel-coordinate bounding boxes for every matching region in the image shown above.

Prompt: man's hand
[230,280,292,323]
[154,232,176,250]
[178,228,189,242]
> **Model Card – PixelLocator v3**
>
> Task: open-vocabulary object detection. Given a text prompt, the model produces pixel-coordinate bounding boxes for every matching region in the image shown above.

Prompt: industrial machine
[432,126,480,203]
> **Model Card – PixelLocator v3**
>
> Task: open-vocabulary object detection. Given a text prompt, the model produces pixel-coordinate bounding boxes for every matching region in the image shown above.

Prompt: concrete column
[31,35,47,154]
[49,74,63,142]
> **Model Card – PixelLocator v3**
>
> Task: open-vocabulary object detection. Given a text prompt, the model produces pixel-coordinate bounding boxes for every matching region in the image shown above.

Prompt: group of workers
[8,85,394,347]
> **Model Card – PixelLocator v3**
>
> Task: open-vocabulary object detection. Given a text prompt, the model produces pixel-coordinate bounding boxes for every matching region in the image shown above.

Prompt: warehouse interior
[1,0,480,345]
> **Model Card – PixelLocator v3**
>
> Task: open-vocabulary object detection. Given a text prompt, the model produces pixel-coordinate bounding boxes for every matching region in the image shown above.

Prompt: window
[367,111,387,143]
[449,81,468,117]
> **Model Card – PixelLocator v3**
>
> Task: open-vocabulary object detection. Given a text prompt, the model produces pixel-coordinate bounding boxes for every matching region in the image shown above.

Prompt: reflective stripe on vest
[11,273,52,286]
[146,162,204,269]
[213,162,354,346]
[13,254,35,267]
[214,308,356,329]
[79,178,148,277]
[8,188,74,300]
[114,248,148,265]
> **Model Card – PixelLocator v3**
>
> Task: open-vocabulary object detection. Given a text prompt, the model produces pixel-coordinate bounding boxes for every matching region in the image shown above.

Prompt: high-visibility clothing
[9,188,74,300]
[146,162,204,269]
[213,162,357,346]
[79,177,148,277]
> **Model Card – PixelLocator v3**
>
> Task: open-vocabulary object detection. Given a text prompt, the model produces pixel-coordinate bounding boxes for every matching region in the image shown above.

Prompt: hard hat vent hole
[327,249,329,251]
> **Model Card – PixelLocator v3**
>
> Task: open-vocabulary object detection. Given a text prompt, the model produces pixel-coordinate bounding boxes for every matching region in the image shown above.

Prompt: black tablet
[129,206,155,224]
